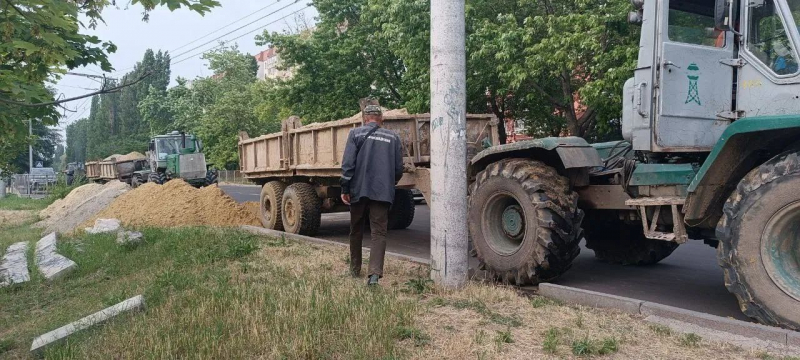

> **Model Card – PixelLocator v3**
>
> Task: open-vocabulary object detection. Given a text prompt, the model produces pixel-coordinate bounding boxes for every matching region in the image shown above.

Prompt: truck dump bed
[239,113,500,179]
[85,161,117,180]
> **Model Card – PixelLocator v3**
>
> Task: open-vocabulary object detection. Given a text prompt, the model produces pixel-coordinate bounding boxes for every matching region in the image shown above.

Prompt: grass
[2,218,794,359]
[0,194,50,211]
[679,333,703,347]
[0,227,420,359]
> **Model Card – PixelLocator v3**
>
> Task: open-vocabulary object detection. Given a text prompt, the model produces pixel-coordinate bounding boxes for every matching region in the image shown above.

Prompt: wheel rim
[263,197,273,223]
[482,192,526,255]
[761,200,800,301]
[284,199,297,228]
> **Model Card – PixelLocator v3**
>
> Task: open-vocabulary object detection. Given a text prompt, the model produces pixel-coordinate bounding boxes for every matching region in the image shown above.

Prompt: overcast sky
[54,0,318,135]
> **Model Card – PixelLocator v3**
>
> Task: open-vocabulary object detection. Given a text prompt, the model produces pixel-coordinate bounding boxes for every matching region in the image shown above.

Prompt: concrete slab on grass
[539,283,643,315]
[240,225,430,265]
[30,295,145,354]
[0,242,30,287]
[35,233,77,280]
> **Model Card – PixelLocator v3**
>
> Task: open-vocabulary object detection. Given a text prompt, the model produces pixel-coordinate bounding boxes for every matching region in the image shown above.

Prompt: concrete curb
[239,225,431,265]
[540,283,800,352]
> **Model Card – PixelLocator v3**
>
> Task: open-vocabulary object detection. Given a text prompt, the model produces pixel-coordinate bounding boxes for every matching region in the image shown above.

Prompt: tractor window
[156,138,182,160]
[668,1,724,47]
[747,0,799,75]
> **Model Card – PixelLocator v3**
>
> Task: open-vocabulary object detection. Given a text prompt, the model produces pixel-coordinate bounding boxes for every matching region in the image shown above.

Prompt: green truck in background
[132,131,218,188]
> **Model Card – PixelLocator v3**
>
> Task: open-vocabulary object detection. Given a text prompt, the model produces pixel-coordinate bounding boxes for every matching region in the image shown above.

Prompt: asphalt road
[221,184,747,320]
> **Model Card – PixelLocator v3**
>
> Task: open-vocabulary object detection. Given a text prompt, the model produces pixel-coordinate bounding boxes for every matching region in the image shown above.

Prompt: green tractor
[467,0,800,330]
[132,131,217,187]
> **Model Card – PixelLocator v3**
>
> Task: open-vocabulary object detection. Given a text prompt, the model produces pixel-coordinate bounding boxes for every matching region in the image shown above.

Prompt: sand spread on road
[86,180,260,228]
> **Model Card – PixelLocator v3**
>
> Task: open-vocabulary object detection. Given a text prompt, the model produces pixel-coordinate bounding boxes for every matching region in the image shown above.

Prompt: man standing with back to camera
[340,101,404,286]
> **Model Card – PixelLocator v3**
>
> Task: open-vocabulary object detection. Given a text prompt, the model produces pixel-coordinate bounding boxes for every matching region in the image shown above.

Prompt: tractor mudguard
[469,137,602,177]
[685,115,800,227]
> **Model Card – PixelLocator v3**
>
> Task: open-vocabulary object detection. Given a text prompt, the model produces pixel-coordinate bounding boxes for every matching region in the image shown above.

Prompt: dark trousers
[349,198,390,277]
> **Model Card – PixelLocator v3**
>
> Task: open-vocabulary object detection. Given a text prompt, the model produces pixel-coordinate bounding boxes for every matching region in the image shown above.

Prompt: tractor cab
[137,131,215,187]
[623,0,800,152]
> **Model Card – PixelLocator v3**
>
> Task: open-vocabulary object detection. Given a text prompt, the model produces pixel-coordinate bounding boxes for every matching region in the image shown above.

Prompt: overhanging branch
[0,72,152,107]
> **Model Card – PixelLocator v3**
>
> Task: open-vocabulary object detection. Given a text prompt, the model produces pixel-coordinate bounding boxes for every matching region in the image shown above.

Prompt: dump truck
[240,0,800,330]
[132,131,218,188]
[238,113,500,235]
[85,155,148,186]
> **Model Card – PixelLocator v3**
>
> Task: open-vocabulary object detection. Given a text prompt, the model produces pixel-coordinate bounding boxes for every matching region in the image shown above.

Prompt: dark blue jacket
[341,123,404,204]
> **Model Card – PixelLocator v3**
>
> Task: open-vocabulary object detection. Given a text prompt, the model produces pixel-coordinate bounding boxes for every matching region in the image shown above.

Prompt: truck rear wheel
[388,189,415,230]
[149,172,166,185]
[468,158,583,285]
[260,181,287,231]
[281,183,322,236]
[717,151,800,330]
[584,210,678,265]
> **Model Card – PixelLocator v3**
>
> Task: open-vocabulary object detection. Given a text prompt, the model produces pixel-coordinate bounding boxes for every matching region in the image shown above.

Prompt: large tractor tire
[205,169,218,186]
[149,172,166,185]
[717,151,800,330]
[388,189,415,230]
[281,183,322,236]
[468,158,583,285]
[584,210,678,265]
[260,181,287,230]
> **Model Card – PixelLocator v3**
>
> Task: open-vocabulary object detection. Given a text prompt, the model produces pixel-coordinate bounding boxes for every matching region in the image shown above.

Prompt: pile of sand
[36,181,131,234]
[300,108,410,130]
[103,152,146,162]
[243,201,261,220]
[115,152,146,162]
[86,180,261,228]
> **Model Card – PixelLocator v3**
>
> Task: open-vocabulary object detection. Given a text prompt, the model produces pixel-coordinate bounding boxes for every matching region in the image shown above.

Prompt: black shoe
[350,268,362,278]
[367,274,379,286]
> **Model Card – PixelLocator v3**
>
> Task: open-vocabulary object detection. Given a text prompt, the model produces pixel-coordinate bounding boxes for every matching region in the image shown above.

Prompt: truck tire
[281,183,322,236]
[468,158,583,285]
[717,151,800,330]
[583,210,678,265]
[260,181,287,231]
[388,189,415,230]
[149,172,166,185]
[131,175,141,189]
[205,170,218,186]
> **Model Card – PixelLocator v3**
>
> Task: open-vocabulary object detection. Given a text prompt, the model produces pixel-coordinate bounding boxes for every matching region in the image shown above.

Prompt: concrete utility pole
[429,0,468,288]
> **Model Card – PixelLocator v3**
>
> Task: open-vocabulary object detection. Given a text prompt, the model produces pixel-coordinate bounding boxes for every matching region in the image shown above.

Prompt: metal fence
[217,170,253,185]
[9,174,54,198]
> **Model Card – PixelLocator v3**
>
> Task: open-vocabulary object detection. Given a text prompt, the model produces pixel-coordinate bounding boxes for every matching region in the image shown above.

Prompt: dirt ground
[0,210,35,228]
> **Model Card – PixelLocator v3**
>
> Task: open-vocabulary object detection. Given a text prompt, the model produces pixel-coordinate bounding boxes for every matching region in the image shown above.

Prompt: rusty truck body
[238,113,500,235]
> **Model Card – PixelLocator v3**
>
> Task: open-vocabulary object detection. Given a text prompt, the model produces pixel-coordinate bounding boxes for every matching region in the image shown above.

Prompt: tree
[139,46,281,169]
[259,0,638,140]
[0,0,219,172]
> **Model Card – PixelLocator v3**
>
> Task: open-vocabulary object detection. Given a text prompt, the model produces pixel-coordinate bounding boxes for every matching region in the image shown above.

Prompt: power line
[169,0,283,53]
[169,0,301,60]
[170,5,311,67]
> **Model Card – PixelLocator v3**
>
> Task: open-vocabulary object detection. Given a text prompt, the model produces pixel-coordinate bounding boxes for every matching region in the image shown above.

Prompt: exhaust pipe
[180,131,186,149]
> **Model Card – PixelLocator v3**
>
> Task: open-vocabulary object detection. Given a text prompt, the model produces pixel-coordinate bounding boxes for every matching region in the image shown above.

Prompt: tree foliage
[139,46,280,169]
[1,0,219,172]
[260,0,638,140]
[66,49,172,162]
